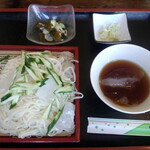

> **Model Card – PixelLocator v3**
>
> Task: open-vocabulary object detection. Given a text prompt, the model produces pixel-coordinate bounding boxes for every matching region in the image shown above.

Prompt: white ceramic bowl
[93,13,131,44]
[90,44,150,114]
[26,4,75,45]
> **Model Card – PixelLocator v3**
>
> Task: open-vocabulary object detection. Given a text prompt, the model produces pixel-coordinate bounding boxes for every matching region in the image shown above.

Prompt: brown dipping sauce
[99,60,150,106]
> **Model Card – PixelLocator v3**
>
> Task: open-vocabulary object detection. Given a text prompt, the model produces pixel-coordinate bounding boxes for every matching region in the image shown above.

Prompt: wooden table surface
[0,0,150,9]
[0,147,150,150]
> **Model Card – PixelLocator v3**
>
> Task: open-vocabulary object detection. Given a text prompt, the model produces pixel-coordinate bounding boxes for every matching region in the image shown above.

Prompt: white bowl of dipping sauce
[90,44,150,114]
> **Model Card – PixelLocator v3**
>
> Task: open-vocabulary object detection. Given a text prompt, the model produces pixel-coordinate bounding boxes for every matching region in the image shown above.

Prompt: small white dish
[93,13,131,44]
[90,44,150,114]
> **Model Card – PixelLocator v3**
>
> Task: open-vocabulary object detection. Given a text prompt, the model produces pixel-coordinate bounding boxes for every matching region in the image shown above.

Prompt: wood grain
[0,147,150,150]
[1,0,150,8]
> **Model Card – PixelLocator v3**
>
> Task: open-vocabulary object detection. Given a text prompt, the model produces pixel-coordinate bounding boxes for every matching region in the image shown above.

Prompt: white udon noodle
[0,51,83,138]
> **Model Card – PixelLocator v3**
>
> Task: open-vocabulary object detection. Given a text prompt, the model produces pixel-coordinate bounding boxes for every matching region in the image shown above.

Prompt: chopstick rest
[87,117,150,136]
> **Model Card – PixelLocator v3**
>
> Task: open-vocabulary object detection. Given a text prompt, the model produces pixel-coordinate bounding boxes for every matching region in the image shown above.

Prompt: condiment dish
[26,4,75,45]
[93,13,131,44]
[90,44,150,114]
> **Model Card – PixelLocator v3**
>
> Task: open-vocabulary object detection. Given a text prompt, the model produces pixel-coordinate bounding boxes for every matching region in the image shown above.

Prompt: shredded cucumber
[54,84,73,93]
[0,51,73,110]
[46,106,64,135]
[0,55,10,63]
[0,50,77,136]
